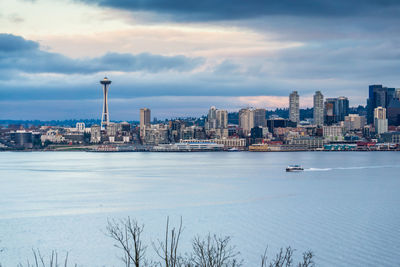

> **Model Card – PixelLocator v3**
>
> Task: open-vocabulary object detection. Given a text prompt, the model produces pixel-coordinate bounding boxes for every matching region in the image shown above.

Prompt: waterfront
[0,152,400,266]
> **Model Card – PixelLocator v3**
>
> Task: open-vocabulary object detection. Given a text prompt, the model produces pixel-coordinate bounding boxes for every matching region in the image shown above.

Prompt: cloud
[77,0,400,21]
[0,33,204,75]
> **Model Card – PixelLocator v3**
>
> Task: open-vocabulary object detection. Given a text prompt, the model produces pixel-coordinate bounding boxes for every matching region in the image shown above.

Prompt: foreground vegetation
[1,217,315,267]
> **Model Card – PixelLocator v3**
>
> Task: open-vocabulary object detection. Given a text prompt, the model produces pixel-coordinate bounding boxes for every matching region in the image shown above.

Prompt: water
[0,151,399,266]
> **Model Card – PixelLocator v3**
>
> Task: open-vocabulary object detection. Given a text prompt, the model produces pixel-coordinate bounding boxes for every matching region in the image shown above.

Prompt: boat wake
[305,168,332,172]
[305,165,398,172]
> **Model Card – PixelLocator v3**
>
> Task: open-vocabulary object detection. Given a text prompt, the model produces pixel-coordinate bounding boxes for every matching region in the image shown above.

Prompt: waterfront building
[380,132,400,144]
[313,91,324,126]
[323,125,344,141]
[374,107,388,134]
[11,130,33,148]
[41,129,65,144]
[344,114,366,131]
[100,77,112,130]
[180,138,246,148]
[289,137,326,149]
[289,91,300,124]
[153,142,224,151]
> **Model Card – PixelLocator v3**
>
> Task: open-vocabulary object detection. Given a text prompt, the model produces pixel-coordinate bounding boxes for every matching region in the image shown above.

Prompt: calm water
[0,151,400,266]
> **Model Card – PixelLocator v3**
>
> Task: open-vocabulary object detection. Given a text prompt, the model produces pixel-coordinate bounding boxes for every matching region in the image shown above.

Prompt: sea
[0,151,399,266]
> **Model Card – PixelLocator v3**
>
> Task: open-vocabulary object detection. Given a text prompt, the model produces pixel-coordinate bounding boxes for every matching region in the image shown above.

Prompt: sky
[1,0,400,120]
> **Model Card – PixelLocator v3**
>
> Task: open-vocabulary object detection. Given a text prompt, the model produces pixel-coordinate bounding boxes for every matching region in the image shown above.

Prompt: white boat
[286,165,304,172]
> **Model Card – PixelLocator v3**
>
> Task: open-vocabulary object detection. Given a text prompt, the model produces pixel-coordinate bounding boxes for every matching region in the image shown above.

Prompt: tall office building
[324,96,349,124]
[216,109,228,129]
[289,91,300,124]
[205,107,228,138]
[206,106,217,130]
[313,91,324,126]
[374,107,388,134]
[367,85,396,124]
[254,109,266,127]
[336,96,349,122]
[239,108,255,135]
[140,108,151,138]
[324,98,336,125]
[100,77,112,130]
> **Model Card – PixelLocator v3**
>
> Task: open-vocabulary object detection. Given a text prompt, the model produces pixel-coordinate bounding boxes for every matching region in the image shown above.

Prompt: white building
[239,108,254,135]
[41,129,65,143]
[374,107,388,134]
[344,114,366,131]
[76,122,85,132]
[90,125,101,143]
[323,125,344,141]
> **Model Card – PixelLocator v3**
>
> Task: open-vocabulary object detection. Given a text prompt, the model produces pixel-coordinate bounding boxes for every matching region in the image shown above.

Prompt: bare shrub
[107,217,147,267]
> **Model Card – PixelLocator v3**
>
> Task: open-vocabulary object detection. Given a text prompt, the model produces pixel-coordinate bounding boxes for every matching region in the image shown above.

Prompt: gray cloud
[0,34,204,75]
[77,0,400,21]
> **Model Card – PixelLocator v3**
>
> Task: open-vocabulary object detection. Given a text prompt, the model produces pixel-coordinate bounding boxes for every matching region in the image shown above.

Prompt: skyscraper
[254,109,266,127]
[367,85,396,124]
[336,96,349,122]
[140,108,151,138]
[100,77,111,130]
[374,107,388,134]
[324,96,349,124]
[216,109,228,129]
[206,106,217,129]
[289,91,300,124]
[239,108,254,135]
[313,91,324,126]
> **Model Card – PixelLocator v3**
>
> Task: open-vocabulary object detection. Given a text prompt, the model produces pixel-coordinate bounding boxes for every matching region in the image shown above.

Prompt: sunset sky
[1,0,400,120]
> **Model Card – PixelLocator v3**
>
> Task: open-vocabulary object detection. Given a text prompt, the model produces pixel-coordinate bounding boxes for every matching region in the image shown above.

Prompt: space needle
[100,77,111,130]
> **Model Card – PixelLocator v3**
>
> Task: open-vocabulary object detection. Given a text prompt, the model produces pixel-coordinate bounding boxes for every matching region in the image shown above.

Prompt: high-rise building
[100,77,111,130]
[324,98,337,125]
[239,108,254,135]
[336,96,349,122]
[396,89,400,99]
[313,91,324,126]
[324,96,349,124]
[367,85,396,124]
[205,107,228,138]
[140,108,151,138]
[374,107,388,134]
[289,91,300,124]
[216,109,228,129]
[254,109,266,127]
[206,106,217,129]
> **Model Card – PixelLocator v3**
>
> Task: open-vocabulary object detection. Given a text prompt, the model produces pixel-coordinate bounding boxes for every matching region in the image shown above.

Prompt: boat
[286,165,304,172]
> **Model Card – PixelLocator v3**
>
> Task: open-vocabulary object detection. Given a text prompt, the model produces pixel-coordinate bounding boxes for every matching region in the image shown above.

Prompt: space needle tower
[100,77,111,130]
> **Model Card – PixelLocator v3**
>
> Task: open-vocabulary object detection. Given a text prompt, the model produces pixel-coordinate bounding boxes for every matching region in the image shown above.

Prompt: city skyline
[1,1,400,120]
